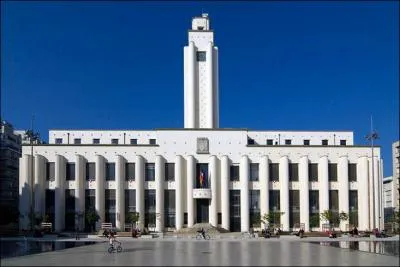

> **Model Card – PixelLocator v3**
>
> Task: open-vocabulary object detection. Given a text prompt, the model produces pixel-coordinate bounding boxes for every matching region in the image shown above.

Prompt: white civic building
[19,14,384,233]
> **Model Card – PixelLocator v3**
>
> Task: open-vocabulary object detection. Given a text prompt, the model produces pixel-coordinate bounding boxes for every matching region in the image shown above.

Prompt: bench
[41,222,52,233]
[101,223,113,230]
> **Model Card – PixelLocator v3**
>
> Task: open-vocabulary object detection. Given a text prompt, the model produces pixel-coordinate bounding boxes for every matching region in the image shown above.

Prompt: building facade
[1,121,22,230]
[19,14,384,233]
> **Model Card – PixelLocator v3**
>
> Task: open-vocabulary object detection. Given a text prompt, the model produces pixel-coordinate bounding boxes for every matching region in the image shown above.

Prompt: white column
[338,156,349,231]
[358,156,369,231]
[185,41,196,128]
[135,155,145,229]
[319,156,329,229]
[240,155,249,232]
[373,157,380,229]
[379,159,384,229]
[19,155,32,230]
[299,156,310,231]
[95,155,105,229]
[220,155,230,231]
[209,155,218,227]
[279,156,289,231]
[75,154,85,230]
[155,155,165,232]
[116,155,125,230]
[206,41,214,128]
[175,155,184,230]
[34,155,45,216]
[260,155,269,229]
[213,46,219,127]
[55,154,66,232]
[186,155,195,227]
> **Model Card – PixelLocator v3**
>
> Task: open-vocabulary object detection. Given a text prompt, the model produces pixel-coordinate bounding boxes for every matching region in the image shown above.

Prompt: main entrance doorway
[196,199,209,223]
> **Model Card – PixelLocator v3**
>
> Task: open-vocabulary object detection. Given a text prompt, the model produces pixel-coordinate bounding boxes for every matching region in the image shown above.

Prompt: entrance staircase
[174,223,229,235]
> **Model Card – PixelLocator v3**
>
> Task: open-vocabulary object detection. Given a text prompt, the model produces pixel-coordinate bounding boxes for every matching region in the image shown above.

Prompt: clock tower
[184,14,219,129]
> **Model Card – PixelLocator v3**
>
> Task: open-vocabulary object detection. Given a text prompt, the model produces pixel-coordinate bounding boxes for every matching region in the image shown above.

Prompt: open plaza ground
[1,235,399,266]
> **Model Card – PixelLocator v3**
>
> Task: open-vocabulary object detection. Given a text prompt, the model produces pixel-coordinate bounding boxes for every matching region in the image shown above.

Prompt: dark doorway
[196,199,209,223]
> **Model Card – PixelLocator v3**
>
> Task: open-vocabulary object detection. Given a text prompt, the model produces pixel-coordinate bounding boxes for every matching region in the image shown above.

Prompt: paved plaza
[1,237,399,266]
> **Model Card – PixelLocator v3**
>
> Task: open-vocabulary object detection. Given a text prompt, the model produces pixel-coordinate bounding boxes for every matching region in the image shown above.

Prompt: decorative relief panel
[310,182,319,190]
[289,182,299,190]
[349,182,358,190]
[88,180,96,189]
[231,181,240,190]
[106,181,115,190]
[145,181,156,190]
[48,181,55,189]
[193,188,212,199]
[197,137,209,154]
[329,182,339,190]
[165,181,175,190]
[269,181,280,190]
[67,181,75,189]
[249,182,260,190]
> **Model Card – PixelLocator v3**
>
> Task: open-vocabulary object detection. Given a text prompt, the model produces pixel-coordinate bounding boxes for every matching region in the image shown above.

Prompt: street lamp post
[366,116,379,231]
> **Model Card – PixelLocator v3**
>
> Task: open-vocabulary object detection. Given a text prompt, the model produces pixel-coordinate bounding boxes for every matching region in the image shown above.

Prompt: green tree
[309,214,320,229]
[260,211,284,228]
[126,212,140,227]
[85,209,100,232]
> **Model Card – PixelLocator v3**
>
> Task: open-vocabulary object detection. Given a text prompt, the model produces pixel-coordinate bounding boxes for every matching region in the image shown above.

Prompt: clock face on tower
[197,138,209,154]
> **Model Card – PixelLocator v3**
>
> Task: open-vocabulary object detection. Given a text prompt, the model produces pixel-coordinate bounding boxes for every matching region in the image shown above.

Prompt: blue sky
[1,1,398,177]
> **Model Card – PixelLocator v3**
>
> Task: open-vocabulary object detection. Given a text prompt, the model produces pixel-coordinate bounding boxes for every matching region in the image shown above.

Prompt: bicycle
[108,240,123,253]
[241,231,256,239]
[195,231,211,240]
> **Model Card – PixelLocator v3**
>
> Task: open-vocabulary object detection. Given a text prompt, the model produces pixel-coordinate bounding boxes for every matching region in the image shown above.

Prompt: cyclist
[108,231,116,248]
[197,228,206,239]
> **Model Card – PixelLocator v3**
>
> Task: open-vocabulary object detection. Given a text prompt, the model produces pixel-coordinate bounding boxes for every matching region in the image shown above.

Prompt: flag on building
[199,170,204,187]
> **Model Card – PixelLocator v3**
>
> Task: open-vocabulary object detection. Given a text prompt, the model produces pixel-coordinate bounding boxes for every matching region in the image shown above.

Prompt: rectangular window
[218,213,222,225]
[309,190,320,228]
[269,163,279,181]
[348,163,357,182]
[65,189,75,230]
[46,162,55,181]
[247,138,255,145]
[86,162,95,181]
[322,139,328,146]
[349,190,358,227]
[328,163,338,181]
[289,190,300,228]
[249,190,260,227]
[125,163,135,181]
[164,190,176,227]
[269,190,281,226]
[267,139,273,145]
[145,163,155,181]
[85,189,96,216]
[111,139,119,145]
[93,138,100,144]
[249,163,259,181]
[289,163,299,181]
[66,163,75,181]
[196,51,206,61]
[55,138,63,144]
[308,163,318,181]
[329,190,339,227]
[230,165,239,181]
[130,139,137,145]
[105,189,116,226]
[303,139,310,146]
[285,139,292,145]
[125,189,136,224]
[144,189,156,227]
[340,140,347,146]
[74,138,81,144]
[165,163,175,181]
[229,190,241,232]
[106,163,115,181]
[149,139,156,145]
